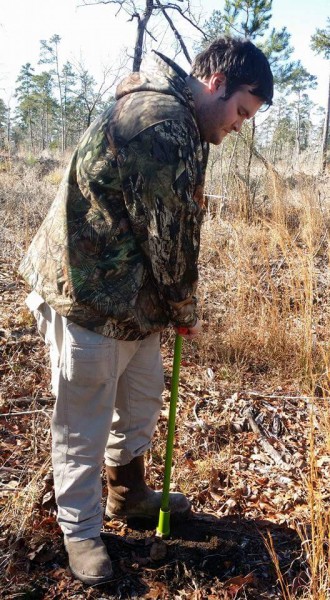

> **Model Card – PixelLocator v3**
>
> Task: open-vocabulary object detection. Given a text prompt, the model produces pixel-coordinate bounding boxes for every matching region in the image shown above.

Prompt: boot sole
[69,565,113,586]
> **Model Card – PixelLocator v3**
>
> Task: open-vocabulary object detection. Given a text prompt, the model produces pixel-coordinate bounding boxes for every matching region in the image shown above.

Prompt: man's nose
[233,112,247,133]
[232,120,243,133]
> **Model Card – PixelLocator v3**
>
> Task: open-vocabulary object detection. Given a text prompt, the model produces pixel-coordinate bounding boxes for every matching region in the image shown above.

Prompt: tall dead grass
[300,408,330,599]
[198,171,330,598]
[0,155,65,263]
[199,172,330,389]
[1,153,329,597]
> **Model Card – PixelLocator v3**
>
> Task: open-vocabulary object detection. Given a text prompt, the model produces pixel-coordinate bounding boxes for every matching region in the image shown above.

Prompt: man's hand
[174,319,202,339]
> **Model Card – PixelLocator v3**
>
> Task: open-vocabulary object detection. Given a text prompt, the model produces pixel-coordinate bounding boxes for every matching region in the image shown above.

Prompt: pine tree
[39,35,66,151]
[61,61,79,148]
[0,98,8,149]
[202,0,303,88]
[311,18,330,172]
[284,65,317,158]
[32,72,59,150]
[15,63,38,152]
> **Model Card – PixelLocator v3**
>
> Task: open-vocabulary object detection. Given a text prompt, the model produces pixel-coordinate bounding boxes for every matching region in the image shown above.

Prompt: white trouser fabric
[26,292,164,540]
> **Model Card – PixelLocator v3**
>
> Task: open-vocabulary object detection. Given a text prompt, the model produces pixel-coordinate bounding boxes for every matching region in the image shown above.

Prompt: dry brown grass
[197,173,330,598]
[0,155,66,262]
[1,154,330,598]
[198,174,330,390]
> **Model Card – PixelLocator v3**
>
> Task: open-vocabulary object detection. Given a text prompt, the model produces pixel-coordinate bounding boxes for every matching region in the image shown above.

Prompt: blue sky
[0,0,329,109]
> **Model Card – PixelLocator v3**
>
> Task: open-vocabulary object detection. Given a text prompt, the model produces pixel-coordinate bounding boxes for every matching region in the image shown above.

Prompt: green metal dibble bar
[156,330,186,538]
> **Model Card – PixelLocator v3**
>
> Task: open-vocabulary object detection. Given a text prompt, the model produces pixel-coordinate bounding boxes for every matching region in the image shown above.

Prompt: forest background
[0,0,329,164]
[1,1,330,599]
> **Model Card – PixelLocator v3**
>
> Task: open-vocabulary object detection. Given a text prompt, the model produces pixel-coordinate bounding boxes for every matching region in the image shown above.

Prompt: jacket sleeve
[116,118,204,328]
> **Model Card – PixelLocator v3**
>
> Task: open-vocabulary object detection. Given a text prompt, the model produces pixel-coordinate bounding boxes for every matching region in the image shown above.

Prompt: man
[20,36,273,585]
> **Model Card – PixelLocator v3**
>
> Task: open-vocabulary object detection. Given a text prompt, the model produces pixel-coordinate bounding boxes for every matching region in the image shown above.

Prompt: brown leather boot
[105,455,190,521]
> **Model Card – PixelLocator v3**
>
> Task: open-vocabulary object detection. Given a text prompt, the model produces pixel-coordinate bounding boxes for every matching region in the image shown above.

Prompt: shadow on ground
[98,512,305,599]
[2,512,307,599]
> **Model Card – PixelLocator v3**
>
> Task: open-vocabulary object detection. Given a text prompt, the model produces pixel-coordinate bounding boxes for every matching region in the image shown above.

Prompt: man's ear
[208,72,226,93]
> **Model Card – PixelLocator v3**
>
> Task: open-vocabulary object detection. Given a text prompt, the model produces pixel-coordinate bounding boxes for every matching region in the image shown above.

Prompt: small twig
[155,0,192,63]
[247,391,326,401]
[0,467,26,473]
[193,400,209,430]
[0,409,52,418]
[3,396,54,405]
[246,408,291,470]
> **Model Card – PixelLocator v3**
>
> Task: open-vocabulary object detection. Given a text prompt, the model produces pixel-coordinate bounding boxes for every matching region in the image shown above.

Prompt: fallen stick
[247,391,328,402]
[0,409,51,418]
[246,409,291,471]
[0,467,26,473]
[2,397,54,405]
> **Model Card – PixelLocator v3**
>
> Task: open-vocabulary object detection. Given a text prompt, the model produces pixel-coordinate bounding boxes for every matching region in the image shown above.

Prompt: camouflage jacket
[20,52,209,340]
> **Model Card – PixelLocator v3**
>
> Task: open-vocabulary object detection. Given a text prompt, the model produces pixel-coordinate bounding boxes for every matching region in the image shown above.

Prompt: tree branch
[245,408,291,470]
[159,1,207,38]
[156,0,191,63]
[80,0,207,70]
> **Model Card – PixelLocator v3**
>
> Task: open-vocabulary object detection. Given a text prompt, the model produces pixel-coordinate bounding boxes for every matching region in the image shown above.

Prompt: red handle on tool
[176,326,189,335]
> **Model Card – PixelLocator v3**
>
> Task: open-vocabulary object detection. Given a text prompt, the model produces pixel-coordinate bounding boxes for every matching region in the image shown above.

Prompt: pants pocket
[64,322,117,386]
[33,305,48,339]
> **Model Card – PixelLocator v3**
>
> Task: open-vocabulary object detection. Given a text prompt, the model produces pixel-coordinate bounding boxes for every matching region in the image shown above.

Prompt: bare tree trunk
[239,133,280,177]
[133,0,154,71]
[82,0,205,72]
[321,71,330,173]
[246,118,255,222]
[41,110,46,150]
[29,113,34,153]
[6,105,11,151]
[53,41,65,152]
[295,96,301,160]
[46,110,49,148]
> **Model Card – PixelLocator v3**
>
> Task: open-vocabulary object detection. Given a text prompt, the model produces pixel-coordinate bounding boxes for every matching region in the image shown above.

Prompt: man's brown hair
[191,37,273,107]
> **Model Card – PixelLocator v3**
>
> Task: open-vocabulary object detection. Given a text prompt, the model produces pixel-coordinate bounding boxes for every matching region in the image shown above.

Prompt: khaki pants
[26,292,164,540]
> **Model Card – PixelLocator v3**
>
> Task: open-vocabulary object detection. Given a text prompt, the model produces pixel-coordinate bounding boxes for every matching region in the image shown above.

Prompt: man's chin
[220,130,230,141]
[205,130,228,145]
[212,131,228,145]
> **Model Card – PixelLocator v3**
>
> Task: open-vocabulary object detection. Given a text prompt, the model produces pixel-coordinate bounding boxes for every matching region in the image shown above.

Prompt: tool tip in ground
[156,508,171,538]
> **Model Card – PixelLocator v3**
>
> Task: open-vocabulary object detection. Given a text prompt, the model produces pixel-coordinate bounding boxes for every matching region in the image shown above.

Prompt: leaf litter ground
[1,260,328,599]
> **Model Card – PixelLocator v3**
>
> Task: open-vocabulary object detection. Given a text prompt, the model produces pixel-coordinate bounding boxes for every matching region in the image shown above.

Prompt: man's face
[195,73,263,145]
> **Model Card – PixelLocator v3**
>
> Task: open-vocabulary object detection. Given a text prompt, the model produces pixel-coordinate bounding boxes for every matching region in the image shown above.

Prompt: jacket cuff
[168,295,198,328]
